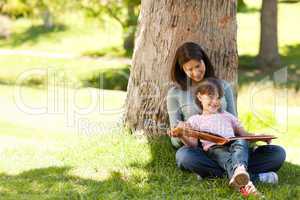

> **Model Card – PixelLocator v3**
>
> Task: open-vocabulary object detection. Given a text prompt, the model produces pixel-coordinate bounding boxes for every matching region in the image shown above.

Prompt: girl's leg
[206,140,250,188]
[228,139,249,178]
[175,145,224,178]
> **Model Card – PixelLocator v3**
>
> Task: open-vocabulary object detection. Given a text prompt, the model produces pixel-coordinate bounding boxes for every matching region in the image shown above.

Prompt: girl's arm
[230,113,251,136]
[234,126,251,136]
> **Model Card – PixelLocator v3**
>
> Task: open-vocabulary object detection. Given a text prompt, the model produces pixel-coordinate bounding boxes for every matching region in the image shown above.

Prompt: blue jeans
[176,143,286,182]
[207,139,249,179]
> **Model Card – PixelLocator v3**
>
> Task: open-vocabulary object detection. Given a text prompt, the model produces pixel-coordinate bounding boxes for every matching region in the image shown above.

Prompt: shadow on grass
[238,6,260,13]
[142,136,300,199]
[0,136,299,199]
[82,67,130,91]
[238,43,300,90]
[0,166,145,199]
[279,0,300,3]
[0,24,67,48]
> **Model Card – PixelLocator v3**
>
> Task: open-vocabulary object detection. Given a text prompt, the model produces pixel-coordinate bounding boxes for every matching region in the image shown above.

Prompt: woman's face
[182,59,206,82]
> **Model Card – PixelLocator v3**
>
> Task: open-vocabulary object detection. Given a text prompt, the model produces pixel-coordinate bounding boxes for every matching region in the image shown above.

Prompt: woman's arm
[167,87,182,129]
[222,80,237,117]
[167,87,198,148]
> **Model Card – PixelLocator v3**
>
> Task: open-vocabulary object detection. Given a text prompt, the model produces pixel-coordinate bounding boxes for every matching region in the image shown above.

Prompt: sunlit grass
[0,12,123,54]
[0,84,299,199]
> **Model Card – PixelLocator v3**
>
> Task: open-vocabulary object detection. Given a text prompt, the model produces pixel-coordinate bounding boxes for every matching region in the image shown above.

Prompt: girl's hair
[194,78,224,112]
[171,42,216,90]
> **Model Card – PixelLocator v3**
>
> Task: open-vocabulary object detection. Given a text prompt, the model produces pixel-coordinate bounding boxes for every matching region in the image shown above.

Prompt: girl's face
[197,93,221,114]
[182,59,206,82]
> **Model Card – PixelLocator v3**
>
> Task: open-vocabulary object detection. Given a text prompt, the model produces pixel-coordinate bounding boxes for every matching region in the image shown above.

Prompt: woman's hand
[167,129,182,137]
[167,121,192,138]
[168,121,198,147]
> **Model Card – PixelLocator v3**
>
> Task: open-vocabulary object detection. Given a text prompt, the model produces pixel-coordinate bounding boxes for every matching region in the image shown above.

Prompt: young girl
[180,78,259,195]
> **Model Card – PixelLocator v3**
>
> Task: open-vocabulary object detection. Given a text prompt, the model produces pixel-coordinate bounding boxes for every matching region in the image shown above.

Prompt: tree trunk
[43,9,54,29]
[257,0,281,69]
[124,0,238,136]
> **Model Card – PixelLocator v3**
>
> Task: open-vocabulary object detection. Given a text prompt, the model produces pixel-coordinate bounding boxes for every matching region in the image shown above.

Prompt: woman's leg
[175,144,286,180]
[248,145,286,172]
[175,145,224,178]
[248,145,286,182]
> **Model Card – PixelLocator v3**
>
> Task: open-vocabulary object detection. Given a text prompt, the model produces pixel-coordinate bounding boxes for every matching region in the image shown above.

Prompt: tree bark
[124,0,238,136]
[257,0,281,69]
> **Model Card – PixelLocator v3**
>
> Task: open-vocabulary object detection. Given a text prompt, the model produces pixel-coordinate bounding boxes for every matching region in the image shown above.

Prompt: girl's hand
[263,138,272,144]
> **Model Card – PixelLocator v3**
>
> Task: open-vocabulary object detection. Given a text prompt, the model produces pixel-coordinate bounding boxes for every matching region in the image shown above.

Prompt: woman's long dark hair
[171,42,216,90]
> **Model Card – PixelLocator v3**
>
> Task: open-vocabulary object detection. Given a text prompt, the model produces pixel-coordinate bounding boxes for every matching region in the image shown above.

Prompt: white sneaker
[229,165,250,188]
[259,172,278,184]
[196,174,203,181]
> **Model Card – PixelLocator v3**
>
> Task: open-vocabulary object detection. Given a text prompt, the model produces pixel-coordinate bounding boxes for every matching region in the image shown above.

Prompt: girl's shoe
[229,165,250,188]
[196,174,203,181]
[239,181,263,197]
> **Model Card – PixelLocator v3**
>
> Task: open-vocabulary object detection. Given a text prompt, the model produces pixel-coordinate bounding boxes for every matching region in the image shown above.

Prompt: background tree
[0,0,70,28]
[124,0,238,136]
[257,0,281,69]
[81,0,140,55]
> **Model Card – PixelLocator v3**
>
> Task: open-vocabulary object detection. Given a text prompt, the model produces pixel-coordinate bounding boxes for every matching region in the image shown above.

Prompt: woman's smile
[183,59,206,82]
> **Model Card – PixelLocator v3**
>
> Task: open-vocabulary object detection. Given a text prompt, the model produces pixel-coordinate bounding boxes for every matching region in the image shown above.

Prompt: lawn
[0,54,129,89]
[0,12,123,54]
[0,11,129,89]
[0,84,299,199]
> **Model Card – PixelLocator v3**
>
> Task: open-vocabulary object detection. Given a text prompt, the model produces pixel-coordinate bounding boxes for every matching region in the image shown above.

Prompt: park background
[0,0,299,199]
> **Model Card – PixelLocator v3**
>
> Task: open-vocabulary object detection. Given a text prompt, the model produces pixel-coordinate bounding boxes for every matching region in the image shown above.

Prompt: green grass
[0,12,129,90]
[0,12,123,54]
[0,85,299,199]
[0,54,129,89]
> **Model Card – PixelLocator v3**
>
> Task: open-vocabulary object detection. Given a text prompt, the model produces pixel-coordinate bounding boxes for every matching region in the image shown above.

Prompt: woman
[167,42,286,186]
